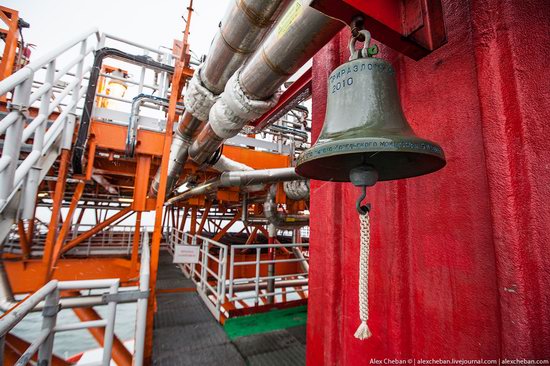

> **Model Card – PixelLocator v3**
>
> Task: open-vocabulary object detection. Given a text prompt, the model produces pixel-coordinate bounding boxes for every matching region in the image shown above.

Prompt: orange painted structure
[0,1,310,363]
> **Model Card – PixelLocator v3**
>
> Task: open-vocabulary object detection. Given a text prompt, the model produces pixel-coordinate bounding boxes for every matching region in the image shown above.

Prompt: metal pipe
[264,184,309,229]
[231,278,308,292]
[201,0,292,95]
[134,232,150,366]
[284,179,310,200]
[0,28,99,96]
[292,229,309,273]
[166,167,304,204]
[126,93,185,157]
[0,260,16,313]
[188,4,343,164]
[0,281,58,336]
[152,0,291,196]
[72,47,175,174]
[267,224,276,304]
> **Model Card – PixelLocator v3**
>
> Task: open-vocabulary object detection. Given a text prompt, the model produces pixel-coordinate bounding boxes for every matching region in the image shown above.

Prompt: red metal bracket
[250,68,312,132]
[309,0,447,60]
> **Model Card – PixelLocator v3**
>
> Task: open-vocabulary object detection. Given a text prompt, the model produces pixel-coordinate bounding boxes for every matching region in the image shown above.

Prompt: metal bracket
[102,290,149,303]
[7,102,28,115]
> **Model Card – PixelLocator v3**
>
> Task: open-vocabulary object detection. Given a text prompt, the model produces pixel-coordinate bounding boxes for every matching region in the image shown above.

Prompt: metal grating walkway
[152,251,306,366]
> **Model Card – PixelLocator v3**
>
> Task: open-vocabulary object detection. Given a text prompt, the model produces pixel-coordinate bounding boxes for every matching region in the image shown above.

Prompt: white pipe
[133,232,150,366]
[101,280,120,365]
[0,280,58,336]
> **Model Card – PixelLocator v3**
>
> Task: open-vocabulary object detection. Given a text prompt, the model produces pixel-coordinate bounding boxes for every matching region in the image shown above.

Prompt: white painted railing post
[21,60,55,219]
[0,77,32,207]
[37,288,59,365]
[200,238,208,292]
[102,280,120,366]
[134,231,150,366]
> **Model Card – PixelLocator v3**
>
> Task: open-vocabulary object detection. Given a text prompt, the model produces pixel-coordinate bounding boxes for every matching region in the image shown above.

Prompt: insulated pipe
[201,0,292,95]
[166,167,304,204]
[188,4,343,164]
[264,184,309,229]
[126,94,185,157]
[212,155,253,173]
[284,179,310,201]
[151,0,292,196]
[73,48,174,174]
[219,166,303,187]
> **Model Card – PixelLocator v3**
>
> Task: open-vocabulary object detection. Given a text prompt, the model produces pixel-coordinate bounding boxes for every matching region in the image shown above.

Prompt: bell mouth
[296,137,446,182]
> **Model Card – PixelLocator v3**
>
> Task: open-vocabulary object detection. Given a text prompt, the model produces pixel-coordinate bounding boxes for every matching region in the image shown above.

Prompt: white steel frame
[0,233,150,366]
[168,227,309,321]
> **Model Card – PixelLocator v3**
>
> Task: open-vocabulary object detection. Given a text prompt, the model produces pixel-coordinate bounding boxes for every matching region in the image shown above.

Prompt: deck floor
[152,251,306,366]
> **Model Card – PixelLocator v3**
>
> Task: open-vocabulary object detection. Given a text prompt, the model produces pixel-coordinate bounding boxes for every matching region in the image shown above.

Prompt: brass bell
[296,31,446,183]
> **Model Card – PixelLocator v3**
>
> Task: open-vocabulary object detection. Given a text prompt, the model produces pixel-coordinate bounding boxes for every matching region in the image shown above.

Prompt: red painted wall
[307,0,550,364]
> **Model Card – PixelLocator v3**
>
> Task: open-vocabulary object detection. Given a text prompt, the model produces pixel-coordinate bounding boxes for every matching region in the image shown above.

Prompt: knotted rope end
[354,320,372,340]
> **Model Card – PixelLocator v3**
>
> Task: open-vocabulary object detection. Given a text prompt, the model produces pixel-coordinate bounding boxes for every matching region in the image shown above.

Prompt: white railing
[168,229,196,278]
[0,232,150,366]
[0,28,99,217]
[227,242,309,306]
[0,28,179,246]
[169,228,309,321]
[3,222,168,258]
[192,235,228,321]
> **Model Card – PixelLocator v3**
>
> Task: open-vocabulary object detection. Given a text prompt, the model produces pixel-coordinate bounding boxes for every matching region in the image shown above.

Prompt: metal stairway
[0,28,99,244]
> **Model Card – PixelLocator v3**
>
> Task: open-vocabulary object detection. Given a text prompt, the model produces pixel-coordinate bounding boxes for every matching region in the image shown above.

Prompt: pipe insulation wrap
[201,0,292,94]
[150,133,191,195]
[213,155,264,192]
[264,184,309,229]
[212,155,253,172]
[284,179,310,200]
[209,69,281,139]
[184,66,219,122]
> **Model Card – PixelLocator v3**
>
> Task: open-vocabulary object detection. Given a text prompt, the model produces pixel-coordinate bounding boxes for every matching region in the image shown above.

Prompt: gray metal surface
[247,345,306,366]
[152,251,306,366]
[153,252,244,366]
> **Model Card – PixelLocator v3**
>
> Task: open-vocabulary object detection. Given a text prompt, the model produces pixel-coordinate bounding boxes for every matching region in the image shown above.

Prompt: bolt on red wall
[306,0,550,364]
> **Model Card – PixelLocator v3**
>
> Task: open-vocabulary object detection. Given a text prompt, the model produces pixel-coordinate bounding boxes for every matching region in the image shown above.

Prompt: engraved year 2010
[331,77,353,94]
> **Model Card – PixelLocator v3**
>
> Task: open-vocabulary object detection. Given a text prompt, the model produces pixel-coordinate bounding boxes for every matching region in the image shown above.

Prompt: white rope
[354,211,372,340]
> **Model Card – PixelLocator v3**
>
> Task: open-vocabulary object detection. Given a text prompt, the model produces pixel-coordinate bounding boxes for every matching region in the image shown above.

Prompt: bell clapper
[350,165,377,340]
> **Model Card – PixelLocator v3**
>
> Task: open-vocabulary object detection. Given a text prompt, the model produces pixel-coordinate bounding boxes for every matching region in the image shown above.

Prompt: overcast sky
[4,0,232,59]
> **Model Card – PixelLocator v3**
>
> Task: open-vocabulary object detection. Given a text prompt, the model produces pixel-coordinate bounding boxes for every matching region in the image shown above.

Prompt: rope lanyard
[354,209,372,340]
